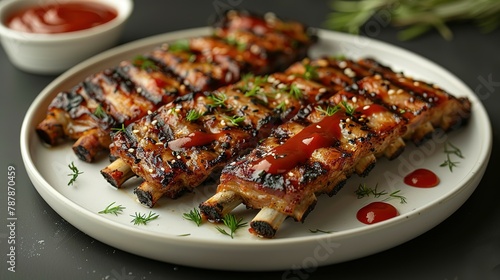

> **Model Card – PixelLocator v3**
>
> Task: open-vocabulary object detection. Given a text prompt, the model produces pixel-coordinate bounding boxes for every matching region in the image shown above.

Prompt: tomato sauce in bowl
[6,2,117,34]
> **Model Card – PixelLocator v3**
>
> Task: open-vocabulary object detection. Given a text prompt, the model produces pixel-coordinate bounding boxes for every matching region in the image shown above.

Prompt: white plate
[21,27,492,271]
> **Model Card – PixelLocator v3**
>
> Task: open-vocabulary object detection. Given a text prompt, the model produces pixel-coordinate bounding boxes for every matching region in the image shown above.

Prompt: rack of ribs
[199,57,472,238]
[35,10,317,162]
[101,56,369,207]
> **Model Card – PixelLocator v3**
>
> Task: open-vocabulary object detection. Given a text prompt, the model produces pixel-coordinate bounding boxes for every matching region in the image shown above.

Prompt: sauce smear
[168,131,219,151]
[6,2,117,34]
[356,202,398,224]
[252,113,343,174]
[404,168,439,188]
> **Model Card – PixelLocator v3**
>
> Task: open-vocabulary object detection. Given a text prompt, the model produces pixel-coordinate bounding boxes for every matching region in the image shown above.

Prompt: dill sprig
[303,64,319,80]
[93,104,107,119]
[316,105,341,116]
[130,211,159,226]
[225,115,246,126]
[67,161,83,186]
[111,123,126,133]
[186,109,203,122]
[440,141,464,172]
[183,208,203,227]
[98,202,126,216]
[341,101,355,115]
[325,0,500,40]
[215,214,248,239]
[355,183,407,204]
[289,84,303,100]
[207,92,228,108]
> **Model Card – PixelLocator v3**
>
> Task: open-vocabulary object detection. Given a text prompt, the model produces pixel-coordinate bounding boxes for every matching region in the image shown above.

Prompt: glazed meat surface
[35,9,317,162]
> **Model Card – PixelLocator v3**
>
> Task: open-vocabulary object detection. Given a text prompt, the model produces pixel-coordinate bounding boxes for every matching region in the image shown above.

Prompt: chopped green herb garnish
[93,104,107,119]
[168,39,191,52]
[186,109,203,122]
[303,64,319,80]
[207,92,228,108]
[183,208,203,227]
[289,84,303,100]
[440,141,464,172]
[133,55,159,71]
[130,211,159,225]
[215,214,247,239]
[67,161,83,186]
[276,101,287,112]
[225,115,245,126]
[316,105,341,116]
[341,101,355,115]
[355,183,407,204]
[111,123,126,133]
[98,202,125,216]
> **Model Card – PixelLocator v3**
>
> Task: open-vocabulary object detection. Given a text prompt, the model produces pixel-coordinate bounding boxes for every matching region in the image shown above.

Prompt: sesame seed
[137,87,142,93]
[397,89,404,94]
[287,75,295,81]
[388,89,395,95]
[363,105,370,110]
[352,96,357,103]
[151,120,158,125]
[277,83,287,89]
[133,129,140,134]
[338,61,347,69]
[288,171,294,176]
[128,148,135,153]
[319,88,327,93]
[413,81,420,86]
[147,110,153,115]
[148,168,154,173]
[317,59,328,67]
[156,142,163,146]
[344,68,356,78]
[220,120,226,126]
[176,155,181,159]
[160,167,165,172]
[250,45,260,54]
[316,125,322,129]
[374,74,382,80]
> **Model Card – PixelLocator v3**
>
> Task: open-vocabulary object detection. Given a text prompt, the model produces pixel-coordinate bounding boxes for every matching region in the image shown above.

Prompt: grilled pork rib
[199,57,471,238]
[104,60,362,207]
[35,10,317,162]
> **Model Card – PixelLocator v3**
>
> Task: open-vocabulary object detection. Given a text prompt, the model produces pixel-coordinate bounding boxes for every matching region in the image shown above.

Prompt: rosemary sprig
[98,202,125,216]
[186,109,203,122]
[183,208,203,227]
[130,211,159,225]
[325,0,500,40]
[355,183,407,204]
[215,214,248,239]
[67,161,83,186]
[440,141,464,172]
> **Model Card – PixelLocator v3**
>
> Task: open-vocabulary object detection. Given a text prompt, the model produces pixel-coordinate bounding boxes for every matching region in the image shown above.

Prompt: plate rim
[20,27,493,270]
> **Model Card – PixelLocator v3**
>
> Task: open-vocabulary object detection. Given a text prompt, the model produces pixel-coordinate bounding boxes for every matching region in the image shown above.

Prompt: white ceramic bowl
[0,0,133,74]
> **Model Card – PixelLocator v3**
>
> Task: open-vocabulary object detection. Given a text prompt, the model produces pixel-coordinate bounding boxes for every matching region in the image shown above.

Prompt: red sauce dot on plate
[356,202,398,225]
[404,168,440,188]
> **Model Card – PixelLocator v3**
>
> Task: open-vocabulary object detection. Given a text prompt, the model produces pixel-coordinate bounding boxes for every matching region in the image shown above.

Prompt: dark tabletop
[1,1,500,279]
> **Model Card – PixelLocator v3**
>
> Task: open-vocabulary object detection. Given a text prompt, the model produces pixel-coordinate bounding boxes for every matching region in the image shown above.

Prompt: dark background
[1,1,499,279]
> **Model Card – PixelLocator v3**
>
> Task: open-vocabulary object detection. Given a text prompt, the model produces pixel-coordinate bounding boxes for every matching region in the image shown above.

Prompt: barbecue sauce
[404,168,440,188]
[252,113,343,174]
[6,2,117,34]
[356,202,398,224]
[168,131,219,151]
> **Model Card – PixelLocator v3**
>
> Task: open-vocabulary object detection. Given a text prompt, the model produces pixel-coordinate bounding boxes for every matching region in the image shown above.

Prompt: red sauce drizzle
[168,131,219,151]
[357,103,387,115]
[404,168,439,188]
[356,202,398,224]
[252,113,343,174]
[6,2,117,34]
